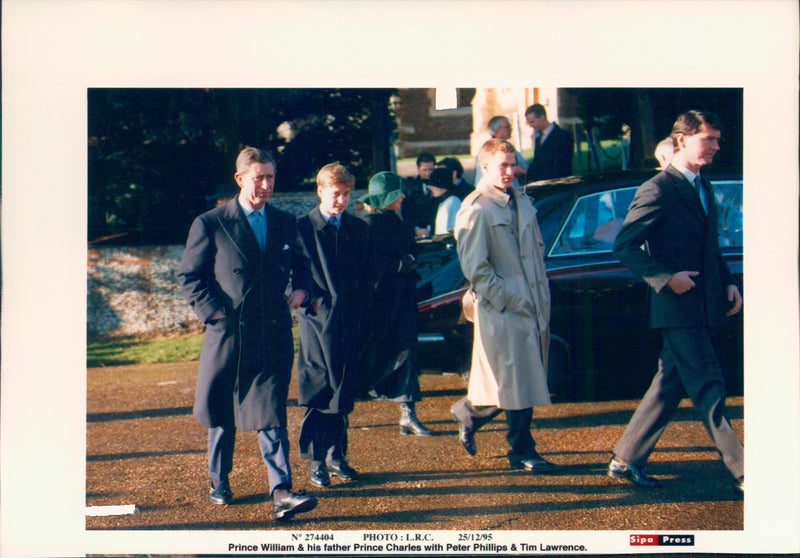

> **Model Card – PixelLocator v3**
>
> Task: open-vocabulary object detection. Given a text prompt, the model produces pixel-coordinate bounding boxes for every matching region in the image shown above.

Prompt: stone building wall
[395,88,474,158]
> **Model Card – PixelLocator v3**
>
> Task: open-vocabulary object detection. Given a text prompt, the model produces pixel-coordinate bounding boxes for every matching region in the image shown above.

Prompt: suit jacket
[295,208,374,414]
[526,123,574,182]
[401,176,437,231]
[613,165,736,329]
[178,199,311,431]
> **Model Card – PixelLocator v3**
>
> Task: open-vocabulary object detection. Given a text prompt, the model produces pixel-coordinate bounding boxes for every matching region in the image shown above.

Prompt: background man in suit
[524,103,574,182]
[295,163,373,489]
[451,139,556,474]
[178,146,317,520]
[401,152,437,238]
[609,110,744,493]
[437,156,474,201]
[473,116,528,189]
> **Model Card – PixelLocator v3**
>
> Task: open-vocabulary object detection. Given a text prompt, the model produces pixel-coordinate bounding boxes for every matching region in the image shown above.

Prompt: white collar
[319,207,341,225]
[238,198,265,217]
[670,161,699,185]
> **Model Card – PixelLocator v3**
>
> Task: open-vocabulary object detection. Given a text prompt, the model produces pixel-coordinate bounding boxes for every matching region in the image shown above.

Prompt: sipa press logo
[630,534,695,546]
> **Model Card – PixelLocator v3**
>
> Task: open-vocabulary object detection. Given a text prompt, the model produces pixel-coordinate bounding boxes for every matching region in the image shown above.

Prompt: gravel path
[87,361,743,534]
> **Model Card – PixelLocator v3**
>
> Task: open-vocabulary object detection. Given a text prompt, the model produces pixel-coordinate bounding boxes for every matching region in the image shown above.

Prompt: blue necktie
[328,215,340,232]
[249,210,266,250]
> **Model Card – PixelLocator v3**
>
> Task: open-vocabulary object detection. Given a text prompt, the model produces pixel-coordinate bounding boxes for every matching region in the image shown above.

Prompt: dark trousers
[614,327,744,480]
[298,408,349,464]
[452,397,537,458]
[208,425,292,495]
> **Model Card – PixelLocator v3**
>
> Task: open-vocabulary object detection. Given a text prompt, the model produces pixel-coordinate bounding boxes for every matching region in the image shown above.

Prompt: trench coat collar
[475,178,515,208]
[475,178,535,225]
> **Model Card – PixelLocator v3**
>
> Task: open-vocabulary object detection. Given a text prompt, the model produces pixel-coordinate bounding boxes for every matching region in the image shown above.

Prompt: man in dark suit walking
[178,146,318,520]
[524,103,574,182]
[608,110,744,493]
[295,163,373,489]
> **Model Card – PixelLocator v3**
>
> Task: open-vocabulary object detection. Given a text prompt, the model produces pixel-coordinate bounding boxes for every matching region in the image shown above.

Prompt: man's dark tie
[506,189,517,211]
[694,175,708,214]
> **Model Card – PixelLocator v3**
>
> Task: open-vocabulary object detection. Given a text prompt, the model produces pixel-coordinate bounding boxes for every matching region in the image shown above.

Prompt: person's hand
[726,284,743,316]
[286,290,306,309]
[415,226,430,238]
[667,271,699,294]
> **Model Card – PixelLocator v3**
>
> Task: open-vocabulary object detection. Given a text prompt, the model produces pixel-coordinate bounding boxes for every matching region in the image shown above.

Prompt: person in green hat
[357,172,434,436]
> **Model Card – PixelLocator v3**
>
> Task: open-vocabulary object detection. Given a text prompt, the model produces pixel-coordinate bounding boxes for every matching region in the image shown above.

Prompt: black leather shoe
[608,458,663,488]
[735,476,744,495]
[309,461,330,487]
[209,482,233,505]
[452,410,476,456]
[327,460,360,481]
[509,453,557,473]
[273,490,317,521]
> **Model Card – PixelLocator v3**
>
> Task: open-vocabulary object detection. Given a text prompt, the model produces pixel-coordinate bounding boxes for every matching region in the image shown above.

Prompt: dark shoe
[209,482,233,505]
[509,452,557,473]
[608,457,663,488]
[327,460,360,481]
[309,461,330,488]
[400,403,434,436]
[452,410,476,456]
[273,490,317,521]
[735,476,744,495]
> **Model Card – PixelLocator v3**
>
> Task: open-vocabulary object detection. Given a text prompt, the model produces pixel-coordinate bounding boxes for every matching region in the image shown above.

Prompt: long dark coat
[358,210,422,402]
[178,199,311,431]
[295,207,373,414]
[613,164,736,329]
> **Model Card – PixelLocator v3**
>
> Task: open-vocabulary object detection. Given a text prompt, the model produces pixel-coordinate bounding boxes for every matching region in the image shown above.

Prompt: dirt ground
[86,361,743,534]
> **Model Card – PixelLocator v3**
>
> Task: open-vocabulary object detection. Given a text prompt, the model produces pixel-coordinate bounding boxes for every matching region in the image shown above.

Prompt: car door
[544,185,659,399]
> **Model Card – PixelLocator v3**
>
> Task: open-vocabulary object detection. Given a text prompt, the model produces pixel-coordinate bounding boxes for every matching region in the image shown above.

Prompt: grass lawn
[87,333,205,367]
[87,325,301,367]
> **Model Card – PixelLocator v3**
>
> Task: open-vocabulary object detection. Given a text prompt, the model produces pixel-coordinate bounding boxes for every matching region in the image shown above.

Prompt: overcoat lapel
[218,198,259,261]
[307,207,339,297]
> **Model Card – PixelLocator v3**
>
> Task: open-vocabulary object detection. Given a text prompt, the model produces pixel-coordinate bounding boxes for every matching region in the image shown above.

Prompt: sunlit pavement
[86,362,743,531]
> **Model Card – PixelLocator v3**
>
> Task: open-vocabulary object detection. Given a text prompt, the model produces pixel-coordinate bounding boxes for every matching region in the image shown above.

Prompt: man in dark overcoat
[295,163,373,488]
[608,111,744,493]
[524,103,574,183]
[178,146,317,520]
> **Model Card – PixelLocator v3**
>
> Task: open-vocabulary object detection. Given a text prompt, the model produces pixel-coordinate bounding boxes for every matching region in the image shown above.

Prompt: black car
[414,169,743,402]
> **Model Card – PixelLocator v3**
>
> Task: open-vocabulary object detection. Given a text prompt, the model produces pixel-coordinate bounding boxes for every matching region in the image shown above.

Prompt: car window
[711,179,743,247]
[548,180,743,257]
[550,187,637,257]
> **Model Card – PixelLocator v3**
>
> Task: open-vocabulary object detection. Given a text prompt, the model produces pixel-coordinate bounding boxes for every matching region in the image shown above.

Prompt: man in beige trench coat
[450,138,556,473]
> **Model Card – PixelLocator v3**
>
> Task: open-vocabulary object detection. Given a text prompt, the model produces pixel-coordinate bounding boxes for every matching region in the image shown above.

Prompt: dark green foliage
[88,88,395,245]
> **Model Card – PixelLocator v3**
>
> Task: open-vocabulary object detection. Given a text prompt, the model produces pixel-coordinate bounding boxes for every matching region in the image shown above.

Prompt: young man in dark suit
[524,103,574,182]
[295,163,373,489]
[178,146,317,520]
[609,110,744,493]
